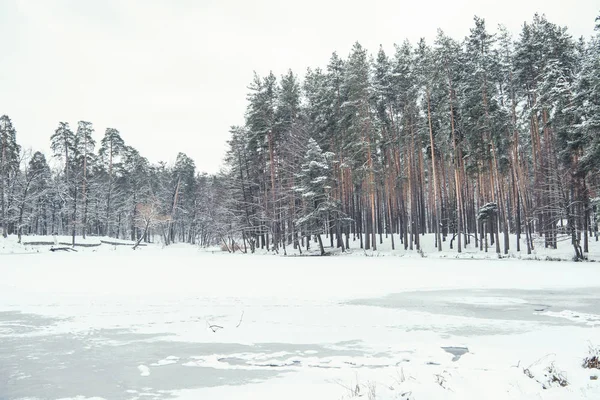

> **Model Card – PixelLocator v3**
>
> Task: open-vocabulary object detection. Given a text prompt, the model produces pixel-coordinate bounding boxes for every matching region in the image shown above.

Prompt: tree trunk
[316,234,325,256]
[426,89,442,251]
[1,134,6,238]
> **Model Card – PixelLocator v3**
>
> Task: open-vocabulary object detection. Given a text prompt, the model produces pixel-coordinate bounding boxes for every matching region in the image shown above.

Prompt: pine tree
[171,152,196,243]
[392,40,422,250]
[50,122,76,236]
[415,38,443,251]
[245,72,279,250]
[343,42,377,250]
[572,14,600,254]
[118,145,150,241]
[0,115,20,237]
[434,30,466,252]
[275,69,303,252]
[294,138,342,255]
[373,45,402,250]
[75,121,95,240]
[224,125,259,250]
[577,15,600,175]
[27,151,52,235]
[99,128,126,237]
[14,151,51,241]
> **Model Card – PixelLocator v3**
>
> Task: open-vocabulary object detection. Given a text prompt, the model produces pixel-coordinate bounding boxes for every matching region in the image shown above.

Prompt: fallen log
[101,240,146,247]
[50,247,78,252]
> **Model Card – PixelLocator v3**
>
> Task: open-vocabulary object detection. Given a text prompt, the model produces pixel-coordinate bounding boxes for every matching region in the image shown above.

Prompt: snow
[137,365,151,377]
[150,356,180,366]
[0,235,599,399]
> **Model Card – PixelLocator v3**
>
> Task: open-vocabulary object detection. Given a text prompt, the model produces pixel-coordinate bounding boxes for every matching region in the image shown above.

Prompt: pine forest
[1,14,599,259]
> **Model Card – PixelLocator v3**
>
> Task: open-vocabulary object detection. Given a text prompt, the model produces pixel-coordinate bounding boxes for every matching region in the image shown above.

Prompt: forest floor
[1,238,600,399]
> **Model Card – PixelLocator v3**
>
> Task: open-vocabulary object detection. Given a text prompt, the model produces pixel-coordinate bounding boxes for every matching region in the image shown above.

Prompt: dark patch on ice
[442,346,469,361]
[0,311,66,335]
[347,288,600,335]
[0,311,370,400]
[0,331,280,399]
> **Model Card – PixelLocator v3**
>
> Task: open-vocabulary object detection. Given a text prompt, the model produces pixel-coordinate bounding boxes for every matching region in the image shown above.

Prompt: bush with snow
[523,357,569,389]
[583,344,600,370]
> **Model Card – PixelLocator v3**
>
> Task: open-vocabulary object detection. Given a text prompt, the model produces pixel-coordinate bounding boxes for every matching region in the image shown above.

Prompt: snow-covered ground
[3,231,599,261]
[224,232,600,262]
[1,238,600,399]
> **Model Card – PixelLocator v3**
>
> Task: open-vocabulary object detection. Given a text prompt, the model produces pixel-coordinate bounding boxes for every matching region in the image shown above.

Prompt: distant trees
[14,151,50,242]
[0,117,206,244]
[0,13,598,259]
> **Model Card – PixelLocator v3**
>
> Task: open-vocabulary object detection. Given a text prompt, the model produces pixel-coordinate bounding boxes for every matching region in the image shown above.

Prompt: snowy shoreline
[2,232,599,263]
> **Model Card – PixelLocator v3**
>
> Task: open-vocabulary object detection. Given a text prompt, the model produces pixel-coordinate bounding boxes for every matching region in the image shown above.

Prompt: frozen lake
[1,248,599,399]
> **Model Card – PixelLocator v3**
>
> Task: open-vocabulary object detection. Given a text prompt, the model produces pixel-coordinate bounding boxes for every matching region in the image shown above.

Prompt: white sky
[1,0,597,173]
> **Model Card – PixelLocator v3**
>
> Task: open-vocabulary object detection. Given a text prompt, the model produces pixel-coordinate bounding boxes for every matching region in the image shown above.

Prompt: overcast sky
[1,0,597,173]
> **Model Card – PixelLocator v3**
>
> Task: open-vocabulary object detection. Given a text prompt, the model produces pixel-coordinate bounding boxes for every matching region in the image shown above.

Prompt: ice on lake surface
[0,311,370,400]
[348,287,600,334]
[1,247,599,399]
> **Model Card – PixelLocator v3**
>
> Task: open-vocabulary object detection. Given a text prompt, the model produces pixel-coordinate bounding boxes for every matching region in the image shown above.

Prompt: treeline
[218,14,600,258]
[1,14,599,258]
[0,117,222,246]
